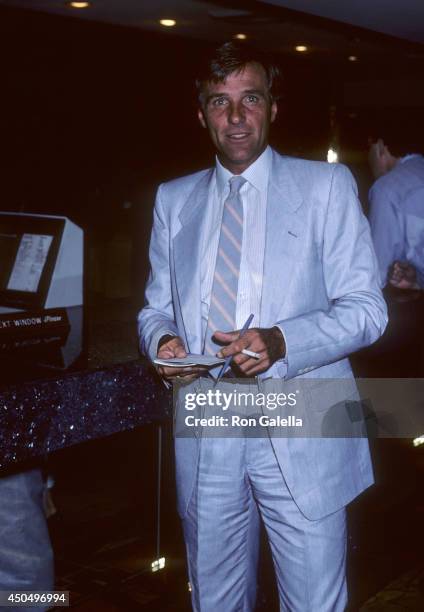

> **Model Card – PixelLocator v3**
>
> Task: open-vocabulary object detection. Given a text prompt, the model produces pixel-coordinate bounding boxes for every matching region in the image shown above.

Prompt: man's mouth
[226,132,250,140]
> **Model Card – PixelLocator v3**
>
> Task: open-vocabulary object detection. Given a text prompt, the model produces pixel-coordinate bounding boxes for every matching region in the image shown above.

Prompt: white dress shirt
[200,146,271,341]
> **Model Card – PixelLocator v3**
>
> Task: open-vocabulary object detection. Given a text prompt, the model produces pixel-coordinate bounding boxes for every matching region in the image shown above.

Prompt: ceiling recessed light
[348,55,358,62]
[234,33,247,40]
[295,45,308,53]
[66,1,91,8]
[159,19,177,27]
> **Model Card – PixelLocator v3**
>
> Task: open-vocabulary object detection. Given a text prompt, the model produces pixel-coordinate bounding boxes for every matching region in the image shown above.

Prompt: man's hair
[368,121,423,157]
[195,41,282,107]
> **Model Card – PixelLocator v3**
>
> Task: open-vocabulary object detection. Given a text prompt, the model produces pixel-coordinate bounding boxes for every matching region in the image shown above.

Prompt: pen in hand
[215,313,254,382]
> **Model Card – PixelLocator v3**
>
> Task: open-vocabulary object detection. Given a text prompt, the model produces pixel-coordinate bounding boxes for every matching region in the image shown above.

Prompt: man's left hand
[214,326,285,376]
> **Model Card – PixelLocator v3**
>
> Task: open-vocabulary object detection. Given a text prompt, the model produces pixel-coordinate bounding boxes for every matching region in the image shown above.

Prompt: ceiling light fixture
[235,33,247,40]
[295,45,308,52]
[159,19,177,27]
[348,55,358,62]
[66,1,91,8]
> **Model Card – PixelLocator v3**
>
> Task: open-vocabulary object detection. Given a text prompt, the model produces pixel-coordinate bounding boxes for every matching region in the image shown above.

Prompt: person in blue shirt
[368,138,424,289]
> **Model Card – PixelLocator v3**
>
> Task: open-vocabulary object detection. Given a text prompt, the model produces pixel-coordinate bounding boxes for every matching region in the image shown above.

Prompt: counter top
[0,298,171,469]
[0,358,170,470]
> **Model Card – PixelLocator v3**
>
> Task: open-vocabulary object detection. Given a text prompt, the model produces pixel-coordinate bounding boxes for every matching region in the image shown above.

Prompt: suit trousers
[182,435,347,612]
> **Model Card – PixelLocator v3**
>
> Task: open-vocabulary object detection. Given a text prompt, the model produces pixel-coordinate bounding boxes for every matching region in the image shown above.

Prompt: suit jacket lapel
[173,153,306,348]
[173,170,213,353]
[261,151,305,324]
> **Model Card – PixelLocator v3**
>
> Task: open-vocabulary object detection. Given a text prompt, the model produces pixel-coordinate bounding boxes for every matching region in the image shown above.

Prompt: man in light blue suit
[138,43,387,611]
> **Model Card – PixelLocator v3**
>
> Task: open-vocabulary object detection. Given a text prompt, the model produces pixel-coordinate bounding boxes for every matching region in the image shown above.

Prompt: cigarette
[241,349,261,359]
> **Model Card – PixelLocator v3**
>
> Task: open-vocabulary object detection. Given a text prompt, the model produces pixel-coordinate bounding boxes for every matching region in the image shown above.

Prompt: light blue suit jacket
[138,150,388,520]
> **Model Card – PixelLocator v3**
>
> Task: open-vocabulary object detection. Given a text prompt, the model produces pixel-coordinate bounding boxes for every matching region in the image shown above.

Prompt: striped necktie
[204,175,246,356]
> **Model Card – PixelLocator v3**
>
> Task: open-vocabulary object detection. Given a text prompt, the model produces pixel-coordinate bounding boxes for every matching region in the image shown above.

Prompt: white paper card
[154,354,225,368]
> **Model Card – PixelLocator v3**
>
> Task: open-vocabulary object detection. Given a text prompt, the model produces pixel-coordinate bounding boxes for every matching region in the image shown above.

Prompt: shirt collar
[399,153,422,164]
[215,145,272,199]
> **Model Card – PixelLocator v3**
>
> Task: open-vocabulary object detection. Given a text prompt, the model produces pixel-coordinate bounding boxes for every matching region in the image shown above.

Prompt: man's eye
[211,97,227,106]
[245,95,259,104]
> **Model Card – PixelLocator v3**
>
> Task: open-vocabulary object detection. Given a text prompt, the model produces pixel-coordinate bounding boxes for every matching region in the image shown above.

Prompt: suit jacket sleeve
[277,164,388,379]
[138,184,179,361]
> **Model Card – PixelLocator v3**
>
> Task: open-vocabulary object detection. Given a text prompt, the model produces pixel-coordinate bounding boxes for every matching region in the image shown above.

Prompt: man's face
[368,139,391,179]
[198,62,277,174]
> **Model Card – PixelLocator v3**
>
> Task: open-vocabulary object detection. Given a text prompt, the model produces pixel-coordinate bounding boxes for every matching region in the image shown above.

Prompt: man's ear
[383,143,392,158]
[270,101,278,123]
[378,139,393,162]
[198,108,207,129]
[376,138,386,156]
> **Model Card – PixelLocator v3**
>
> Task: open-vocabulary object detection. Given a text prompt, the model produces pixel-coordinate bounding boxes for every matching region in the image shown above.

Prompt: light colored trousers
[182,436,347,612]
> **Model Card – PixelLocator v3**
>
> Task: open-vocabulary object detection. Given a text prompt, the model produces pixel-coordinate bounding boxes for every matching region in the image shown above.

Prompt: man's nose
[228,102,245,124]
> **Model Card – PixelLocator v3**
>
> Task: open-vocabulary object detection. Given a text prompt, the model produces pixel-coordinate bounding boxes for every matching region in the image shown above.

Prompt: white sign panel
[7,233,53,293]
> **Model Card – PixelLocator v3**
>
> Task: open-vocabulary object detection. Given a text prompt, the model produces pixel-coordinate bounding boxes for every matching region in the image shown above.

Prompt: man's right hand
[389,261,419,290]
[156,335,206,381]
